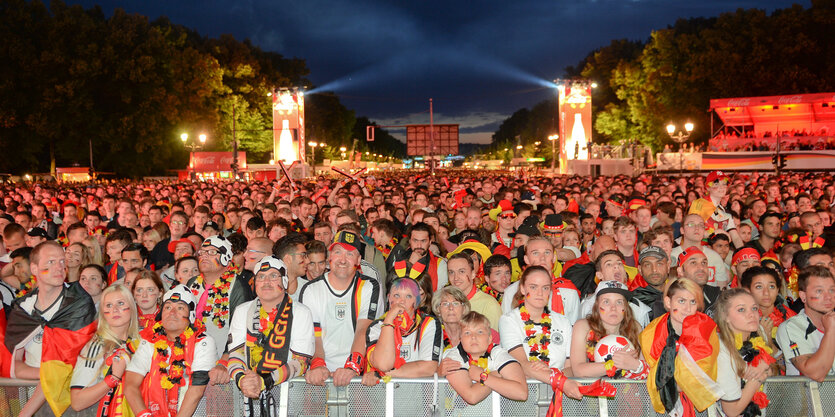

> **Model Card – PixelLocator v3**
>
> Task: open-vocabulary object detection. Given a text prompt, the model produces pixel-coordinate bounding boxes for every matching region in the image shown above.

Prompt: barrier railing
[0,376,829,417]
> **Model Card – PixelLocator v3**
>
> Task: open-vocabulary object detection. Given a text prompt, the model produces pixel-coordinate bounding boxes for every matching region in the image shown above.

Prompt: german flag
[641,312,723,416]
[3,283,97,415]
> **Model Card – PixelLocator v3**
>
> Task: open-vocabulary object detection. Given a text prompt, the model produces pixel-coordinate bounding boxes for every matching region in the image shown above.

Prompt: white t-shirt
[442,345,517,374]
[498,307,573,369]
[299,272,382,371]
[19,293,63,368]
[227,299,315,359]
[287,276,309,303]
[126,334,217,410]
[501,280,581,324]
[578,295,652,327]
[71,337,109,389]
[670,245,729,287]
[714,342,743,417]
[776,309,833,376]
[366,314,442,364]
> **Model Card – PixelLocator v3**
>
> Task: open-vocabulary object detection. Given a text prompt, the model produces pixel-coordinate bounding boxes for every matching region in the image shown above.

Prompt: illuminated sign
[558,83,592,169]
[272,89,305,164]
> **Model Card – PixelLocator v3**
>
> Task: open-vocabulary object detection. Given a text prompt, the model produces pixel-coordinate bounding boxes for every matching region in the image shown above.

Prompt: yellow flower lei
[203,265,238,329]
[520,305,551,363]
[152,322,196,390]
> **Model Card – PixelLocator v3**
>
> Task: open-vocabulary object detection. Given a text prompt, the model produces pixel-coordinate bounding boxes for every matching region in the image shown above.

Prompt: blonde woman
[65,242,93,282]
[82,235,105,266]
[70,284,141,415]
[713,288,774,417]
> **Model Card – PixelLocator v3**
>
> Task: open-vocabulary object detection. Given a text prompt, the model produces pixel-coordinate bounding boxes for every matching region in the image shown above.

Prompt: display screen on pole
[272,89,305,164]
[406,124,459,156]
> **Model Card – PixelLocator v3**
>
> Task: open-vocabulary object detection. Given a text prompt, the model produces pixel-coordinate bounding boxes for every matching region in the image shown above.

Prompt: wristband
[310,357,327,370]
[216,359,229,368]
[234,372,246,390]
[479,371,489,385]
[631,360,645,374]
[344,352,364,375]
[380,323,395,329]
[104,374,120,389]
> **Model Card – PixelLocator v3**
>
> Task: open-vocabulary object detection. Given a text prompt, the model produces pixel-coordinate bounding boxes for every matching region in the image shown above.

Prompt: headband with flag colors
[678,247,706,265]
[731,247,760,266]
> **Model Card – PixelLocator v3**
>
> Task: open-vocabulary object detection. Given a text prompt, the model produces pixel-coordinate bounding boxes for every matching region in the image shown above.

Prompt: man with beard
[386,223,448,292]
[651,247,721,318]
[273,234,310,302]
[300,231,382,387]
[635,246,671,321]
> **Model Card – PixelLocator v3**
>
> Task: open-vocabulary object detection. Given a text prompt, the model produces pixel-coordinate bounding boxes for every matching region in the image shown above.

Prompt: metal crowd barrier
[0,376,828,417]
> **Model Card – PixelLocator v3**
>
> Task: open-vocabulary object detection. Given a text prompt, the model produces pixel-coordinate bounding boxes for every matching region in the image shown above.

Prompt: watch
[479,371,489,385]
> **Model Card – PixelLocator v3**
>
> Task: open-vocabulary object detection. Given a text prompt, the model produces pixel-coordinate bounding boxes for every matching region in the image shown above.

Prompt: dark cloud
[66,0,808,143]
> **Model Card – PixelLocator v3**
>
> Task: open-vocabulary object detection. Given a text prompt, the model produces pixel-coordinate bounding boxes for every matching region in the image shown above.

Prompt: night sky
[66,0,808,144]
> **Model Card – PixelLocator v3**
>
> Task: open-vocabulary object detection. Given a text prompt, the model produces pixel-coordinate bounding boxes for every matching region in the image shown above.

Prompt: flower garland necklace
[151,322,195,390]
[477,282,502,304]
[17,274,36,298]
[734,333,776,417]
[202,264,238,329]
[520,304,551,363]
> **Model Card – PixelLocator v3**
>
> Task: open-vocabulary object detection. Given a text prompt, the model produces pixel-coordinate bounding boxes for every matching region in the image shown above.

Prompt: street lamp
[308,141,319,166]
[180,132,208,178]
[548,134,559,171]
[339,146,347,161]
[666,122,694,175]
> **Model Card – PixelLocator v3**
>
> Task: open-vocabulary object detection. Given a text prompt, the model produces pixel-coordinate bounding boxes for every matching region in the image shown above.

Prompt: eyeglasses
[684,222,704,228]
[247,249,267,255]
[441,301,463,308]
[196,249,219,257]
[255,273,283,283]
[499,214,516,219]
[171,220,186,226]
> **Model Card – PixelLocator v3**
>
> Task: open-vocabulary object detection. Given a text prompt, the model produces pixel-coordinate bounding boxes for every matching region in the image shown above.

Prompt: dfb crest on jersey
[552,330,564,346]
[335,302,347,320]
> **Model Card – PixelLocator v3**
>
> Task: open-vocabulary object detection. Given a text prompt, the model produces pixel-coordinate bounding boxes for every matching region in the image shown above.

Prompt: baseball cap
[329,230,363,253]
[203,220,221,231]
[594,280,632,301]
[26,227,49,239]
[639,246,668,263]
[706,170,729,186]
[678,247,706,266]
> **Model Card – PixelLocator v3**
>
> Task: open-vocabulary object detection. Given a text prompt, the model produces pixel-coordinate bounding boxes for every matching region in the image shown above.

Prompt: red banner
[189,152,246,171]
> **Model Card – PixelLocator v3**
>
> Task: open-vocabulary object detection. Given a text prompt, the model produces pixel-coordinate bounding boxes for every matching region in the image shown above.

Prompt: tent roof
[710,93,835,127]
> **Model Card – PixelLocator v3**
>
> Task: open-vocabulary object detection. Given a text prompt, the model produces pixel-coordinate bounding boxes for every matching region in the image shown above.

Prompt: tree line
[0,0,405,177]
[491,0,835,152]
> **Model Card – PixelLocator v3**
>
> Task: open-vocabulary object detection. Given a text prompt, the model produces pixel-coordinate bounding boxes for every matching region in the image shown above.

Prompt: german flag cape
[0,302,9,377]
[3,283,97,415]
[640,312,722,416]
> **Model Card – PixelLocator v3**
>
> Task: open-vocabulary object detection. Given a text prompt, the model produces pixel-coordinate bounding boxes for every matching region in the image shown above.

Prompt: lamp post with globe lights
[181,133,207,178]
[666,122,694,175]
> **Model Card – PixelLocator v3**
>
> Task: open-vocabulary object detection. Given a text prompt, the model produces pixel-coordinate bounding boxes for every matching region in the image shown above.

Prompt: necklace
[520,304,551,363]
[151,322,196,390]
[17,274,36,298]
[202,265,238,329]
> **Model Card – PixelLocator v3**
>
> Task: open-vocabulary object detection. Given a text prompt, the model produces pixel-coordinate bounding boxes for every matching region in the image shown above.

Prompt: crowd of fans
[1,168,835,417]
[708,129,835,152]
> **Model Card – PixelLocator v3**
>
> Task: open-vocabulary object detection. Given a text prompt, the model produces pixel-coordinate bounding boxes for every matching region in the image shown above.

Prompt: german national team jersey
[299,271,382,371]
[366,312,442,364]
[499,307,573,369]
